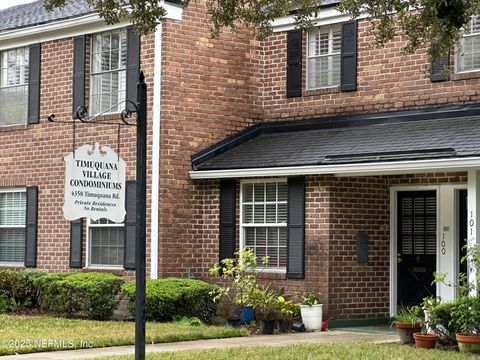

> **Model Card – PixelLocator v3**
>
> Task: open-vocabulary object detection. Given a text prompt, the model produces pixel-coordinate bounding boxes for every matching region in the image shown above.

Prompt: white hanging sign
[63,143,126,222]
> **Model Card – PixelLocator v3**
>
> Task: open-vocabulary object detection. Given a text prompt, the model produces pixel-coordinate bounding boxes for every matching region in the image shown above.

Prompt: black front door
[397,191,437,306]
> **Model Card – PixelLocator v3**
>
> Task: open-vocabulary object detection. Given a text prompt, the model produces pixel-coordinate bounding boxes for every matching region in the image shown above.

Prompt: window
[307,24,341,89]
[88,218,124,267]
[241,180,287,269]
[90,29,127,115]
[0,47,29,125]
[0,189,26,264]
[456,16,480,73]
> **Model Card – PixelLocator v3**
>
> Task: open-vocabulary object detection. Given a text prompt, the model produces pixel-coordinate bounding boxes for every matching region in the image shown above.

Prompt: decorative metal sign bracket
[47,100,139,127]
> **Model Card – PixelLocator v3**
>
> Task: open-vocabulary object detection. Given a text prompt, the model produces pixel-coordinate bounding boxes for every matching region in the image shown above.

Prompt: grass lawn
[99,342,479,360]
[0,314,247,355]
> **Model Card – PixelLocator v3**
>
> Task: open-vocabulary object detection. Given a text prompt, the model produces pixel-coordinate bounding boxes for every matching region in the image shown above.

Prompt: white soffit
[271,8,366,32]
[189,157,480,179]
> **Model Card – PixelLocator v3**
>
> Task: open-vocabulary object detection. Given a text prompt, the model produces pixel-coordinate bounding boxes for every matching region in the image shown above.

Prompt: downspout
[150,22,162,279]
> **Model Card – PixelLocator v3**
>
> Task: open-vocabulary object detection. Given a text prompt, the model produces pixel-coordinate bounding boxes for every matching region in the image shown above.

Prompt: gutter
[189,157,480,179]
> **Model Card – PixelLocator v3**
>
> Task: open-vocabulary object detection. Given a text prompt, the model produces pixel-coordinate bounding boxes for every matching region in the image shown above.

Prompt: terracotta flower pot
[395,322,422,344]
[413,332,438,349]
[456,333,480,354]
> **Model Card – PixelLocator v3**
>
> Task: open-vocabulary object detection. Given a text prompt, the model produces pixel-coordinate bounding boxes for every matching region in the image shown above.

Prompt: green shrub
[173,316,203,326]
[0,295,10,314]
[0,269,46,311]
[425,296,480,344]
[122,278,219,322]
[36,272,123,320]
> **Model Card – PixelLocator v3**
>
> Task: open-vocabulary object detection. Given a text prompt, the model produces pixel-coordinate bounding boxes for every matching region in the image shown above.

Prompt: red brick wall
[326,176,390,319]
[157,2,262,277]
[259,20,480,121]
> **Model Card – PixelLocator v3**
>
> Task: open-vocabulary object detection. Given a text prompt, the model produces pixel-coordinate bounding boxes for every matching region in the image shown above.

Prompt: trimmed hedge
[36,272,123,320]
[122,278,219,322]
[0,269,45,312]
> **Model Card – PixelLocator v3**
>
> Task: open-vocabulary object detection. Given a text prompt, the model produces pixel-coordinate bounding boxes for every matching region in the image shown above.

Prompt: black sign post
[135,72,147,360]
[49,72,148,360]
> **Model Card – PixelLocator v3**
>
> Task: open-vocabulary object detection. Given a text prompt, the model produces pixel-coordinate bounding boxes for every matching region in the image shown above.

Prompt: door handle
[397,253,403,263]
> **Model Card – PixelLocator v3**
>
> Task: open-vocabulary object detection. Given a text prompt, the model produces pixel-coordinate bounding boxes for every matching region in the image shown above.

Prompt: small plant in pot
[252,287,280,335]
[300,291,323,331]
[215,294,242,327]
[276,296,300,332]
[429,245,480,354]
[413,324,438,349]
[450,295,480,354]
[392,306,422,345]
[209,249,269,325]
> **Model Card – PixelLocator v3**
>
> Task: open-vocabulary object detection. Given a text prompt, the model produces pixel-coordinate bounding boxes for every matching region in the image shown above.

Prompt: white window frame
[455,16,480,74]
[89,28,127,116]
[0,188,26,266]
[0,46,29,126]
[86,218,124,269]
[306,24,341,90]
[239,178,288,272]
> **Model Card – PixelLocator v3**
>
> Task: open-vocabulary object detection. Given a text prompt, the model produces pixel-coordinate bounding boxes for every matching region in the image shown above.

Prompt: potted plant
[430,245,480,354]
[252,287,280,334]
[209,248,269,325]
[413,325,439,349]
[276,295,300,332]
[215,293,241,327]
[450,295,480,354]
[453,245,480,354]
[392,306,422,344]
[300,291,322,331]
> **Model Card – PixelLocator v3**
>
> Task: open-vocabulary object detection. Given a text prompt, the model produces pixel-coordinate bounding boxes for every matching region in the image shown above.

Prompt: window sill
[0,124,28,132]
[83,267,124,275]
[257,271,286,280]
[0,262,24,269]
[452,70,480,81]
[303,86,340,97]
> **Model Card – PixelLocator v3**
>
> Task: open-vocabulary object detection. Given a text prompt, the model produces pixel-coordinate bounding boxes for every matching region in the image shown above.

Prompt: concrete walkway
[2,330,399,360]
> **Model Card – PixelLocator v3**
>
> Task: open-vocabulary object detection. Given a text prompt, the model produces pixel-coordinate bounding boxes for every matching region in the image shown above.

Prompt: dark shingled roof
[0,0,95,32]
[192,104,480,171]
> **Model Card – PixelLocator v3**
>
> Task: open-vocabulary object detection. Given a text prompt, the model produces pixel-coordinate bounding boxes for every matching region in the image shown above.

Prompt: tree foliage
[44,0,479,61]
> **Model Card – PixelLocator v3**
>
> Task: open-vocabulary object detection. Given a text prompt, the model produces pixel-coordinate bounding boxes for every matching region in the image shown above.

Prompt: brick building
[1,0,480,324]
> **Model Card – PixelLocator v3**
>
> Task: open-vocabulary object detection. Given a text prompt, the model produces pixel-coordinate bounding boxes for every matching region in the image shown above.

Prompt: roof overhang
[189,157,480,179]
[0,1,182,50]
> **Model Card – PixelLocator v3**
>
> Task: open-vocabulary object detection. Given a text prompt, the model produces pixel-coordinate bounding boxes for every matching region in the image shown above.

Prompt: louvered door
[397,191,437,306]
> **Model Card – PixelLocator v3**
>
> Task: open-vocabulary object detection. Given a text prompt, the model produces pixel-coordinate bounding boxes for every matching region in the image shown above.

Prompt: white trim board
[0,2,182,50]
[271,8,366,32]
[190,157,480,179]
[150,23,163,279]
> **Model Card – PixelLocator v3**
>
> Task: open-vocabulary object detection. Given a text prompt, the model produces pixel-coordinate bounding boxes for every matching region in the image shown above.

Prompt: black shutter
[287,177,305,279]
[431,54,449,82]
[340,20,357,92]
[72,35,86,118]
[28,43,41,124]
[219,179,236,263]
[126,27,141,111]
[25,186,38,267]
[124,181,136,269]
[69,219,83,268]
[286,30,302,98]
